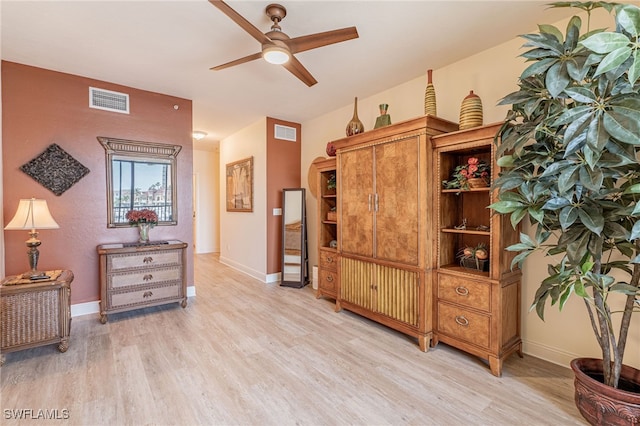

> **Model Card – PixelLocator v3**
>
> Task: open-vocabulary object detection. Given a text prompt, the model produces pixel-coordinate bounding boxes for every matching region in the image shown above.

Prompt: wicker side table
[1,270,73,364]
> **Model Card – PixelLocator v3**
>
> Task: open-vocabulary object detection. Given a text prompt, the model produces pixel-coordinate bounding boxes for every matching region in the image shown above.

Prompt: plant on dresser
[332,115,458,351]
[432,122,522,376]
[313,157,339,300]
[97,240,188,323]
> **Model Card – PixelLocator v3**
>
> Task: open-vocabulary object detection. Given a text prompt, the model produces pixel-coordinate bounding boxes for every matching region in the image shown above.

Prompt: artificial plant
[490,1,640,388]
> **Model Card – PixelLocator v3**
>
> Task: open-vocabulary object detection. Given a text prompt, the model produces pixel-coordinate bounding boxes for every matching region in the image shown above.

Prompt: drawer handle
[326,275,333,282]
[455,286,469,296]
[455,315,469,327]
[143,274,153,281]
[143,256,154,264]
[143,291,153,298]
[325,256,333,263]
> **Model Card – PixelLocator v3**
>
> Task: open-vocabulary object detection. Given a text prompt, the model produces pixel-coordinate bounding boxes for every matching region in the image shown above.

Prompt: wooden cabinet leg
[334,300,342,312]
[418,335,430,352]
[489,356,503,377]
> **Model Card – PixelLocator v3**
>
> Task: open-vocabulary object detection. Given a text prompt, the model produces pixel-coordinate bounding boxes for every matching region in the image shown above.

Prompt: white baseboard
[266,272,280,284]
[218,256,271,283]
[522,339,577,370]
[71,285,196,318]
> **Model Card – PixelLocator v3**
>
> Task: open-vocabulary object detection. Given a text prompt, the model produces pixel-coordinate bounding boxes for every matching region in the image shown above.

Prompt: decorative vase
[138,223,151,243]
[459,90,483,130]
[571,358,640,425]
[424,69,437,116]
[374,103,392,129]
[346,97,364,136]
[326,142,336,157]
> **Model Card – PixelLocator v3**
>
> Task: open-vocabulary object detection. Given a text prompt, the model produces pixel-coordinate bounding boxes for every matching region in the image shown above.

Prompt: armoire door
[340,147,374,257]
[374,136,420,265]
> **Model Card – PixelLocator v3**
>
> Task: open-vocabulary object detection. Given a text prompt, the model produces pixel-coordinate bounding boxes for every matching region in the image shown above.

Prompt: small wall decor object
[374,103,392,129]
[345,96,364,136]
[424,69,437,116]
[326,142,336,157]
[20,144,90,196]
[459,90,483,130]
[226,157,253,212]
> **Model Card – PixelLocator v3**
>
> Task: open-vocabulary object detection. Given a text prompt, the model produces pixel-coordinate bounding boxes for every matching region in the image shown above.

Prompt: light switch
[273,208,282,216]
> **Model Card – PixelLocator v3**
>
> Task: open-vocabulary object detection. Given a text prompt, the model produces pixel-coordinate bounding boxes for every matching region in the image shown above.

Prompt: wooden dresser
[97,240,188,323]
[1,270,73,364]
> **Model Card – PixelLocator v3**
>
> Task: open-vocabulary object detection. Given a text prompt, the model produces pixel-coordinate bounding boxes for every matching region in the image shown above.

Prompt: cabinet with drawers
[97,240,187,323]
[431,123,521,376]
[313,157,339,300]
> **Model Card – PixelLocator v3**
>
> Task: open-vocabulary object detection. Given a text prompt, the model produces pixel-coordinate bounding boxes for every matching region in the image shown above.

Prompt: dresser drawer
[108,250,181,272]
[319,269,338,293]
[438,274,490,312]
[109,267,182,289]
[319,249,338,271]
[109,283,181,309]
[437,302,490,349]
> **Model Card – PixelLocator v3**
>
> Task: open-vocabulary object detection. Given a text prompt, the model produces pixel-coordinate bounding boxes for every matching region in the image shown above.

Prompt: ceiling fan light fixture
[262,44,290,65]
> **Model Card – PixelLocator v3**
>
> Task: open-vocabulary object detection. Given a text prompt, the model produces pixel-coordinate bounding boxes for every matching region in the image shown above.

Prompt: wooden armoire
[331,115,458,350]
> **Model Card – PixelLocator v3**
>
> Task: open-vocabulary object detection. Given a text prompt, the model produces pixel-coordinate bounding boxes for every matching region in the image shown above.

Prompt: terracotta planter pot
[570,358,640,425]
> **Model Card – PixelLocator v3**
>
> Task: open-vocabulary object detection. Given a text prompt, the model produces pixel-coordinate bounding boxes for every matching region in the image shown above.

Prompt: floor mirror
[281,188,309,288]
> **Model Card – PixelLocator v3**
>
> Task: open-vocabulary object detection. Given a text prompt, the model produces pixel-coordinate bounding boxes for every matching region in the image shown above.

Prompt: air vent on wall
[274,124,297,142]
[89,87,129,114]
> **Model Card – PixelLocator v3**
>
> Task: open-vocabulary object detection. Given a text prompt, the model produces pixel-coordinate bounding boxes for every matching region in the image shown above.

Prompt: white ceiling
[1,1,575,150]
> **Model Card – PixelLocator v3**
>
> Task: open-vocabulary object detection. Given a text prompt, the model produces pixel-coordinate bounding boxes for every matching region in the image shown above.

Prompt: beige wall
[301,9,639,370]
[193,147,220,254]
[219,118,268,280]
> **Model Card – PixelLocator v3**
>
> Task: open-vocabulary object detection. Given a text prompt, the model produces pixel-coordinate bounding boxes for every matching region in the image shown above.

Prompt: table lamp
[4,198,59,278]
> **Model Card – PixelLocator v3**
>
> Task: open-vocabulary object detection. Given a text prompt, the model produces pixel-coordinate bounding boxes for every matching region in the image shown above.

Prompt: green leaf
[565,87,597,104]
[552,105,592,126]
[558,286,573,310]
[522,57,557,79]
[539,24,564,43]
[510,208,528,228]
[496,155,514,167]
[580,32,631,54]
[624,183,640,194]
[574,279,589,298]
[617,5,640,38]
[510,251,530,270]
[586,115,609,153]
[558,165,579,194]
[629,50,640,85]
[543,197,571,210]
[594,46,632,76]
[579,165,604,192]
[610,283,640,295]
[578,207,604,235]
[630,221,640,241]
[560,205,579,230]
[529,206,545,224]
[489,200,524,214]
[603,111,640,145]
[546,61,570,98]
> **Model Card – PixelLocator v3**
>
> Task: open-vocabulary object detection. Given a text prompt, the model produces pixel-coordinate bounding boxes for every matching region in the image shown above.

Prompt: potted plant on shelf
[327,173,337,194]
[490,2,640,424]
[442,156,490,191]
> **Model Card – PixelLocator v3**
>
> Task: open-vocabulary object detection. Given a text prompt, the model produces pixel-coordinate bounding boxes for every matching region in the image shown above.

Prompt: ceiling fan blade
[288,27,359,54]
[282,56,318,87]
[210,52,263,71]
[208,0,271,45]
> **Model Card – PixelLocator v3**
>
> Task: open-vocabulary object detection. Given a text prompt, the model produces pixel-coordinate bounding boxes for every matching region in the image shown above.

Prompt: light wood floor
[1,253,586,425]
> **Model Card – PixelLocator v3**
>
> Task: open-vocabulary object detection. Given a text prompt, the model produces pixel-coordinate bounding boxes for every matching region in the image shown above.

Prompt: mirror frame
[98,136,181,228]
[281,188,309,288]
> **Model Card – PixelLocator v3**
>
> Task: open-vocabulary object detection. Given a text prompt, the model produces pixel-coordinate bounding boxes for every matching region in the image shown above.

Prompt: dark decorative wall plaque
[20,144,90,196]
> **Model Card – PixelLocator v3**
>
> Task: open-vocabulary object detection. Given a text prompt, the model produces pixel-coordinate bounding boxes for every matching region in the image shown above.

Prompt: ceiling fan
[208,0,359,87]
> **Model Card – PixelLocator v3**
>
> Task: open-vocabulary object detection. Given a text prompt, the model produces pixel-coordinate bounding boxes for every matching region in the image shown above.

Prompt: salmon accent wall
[2,61,194,304]
[266,117,301,275]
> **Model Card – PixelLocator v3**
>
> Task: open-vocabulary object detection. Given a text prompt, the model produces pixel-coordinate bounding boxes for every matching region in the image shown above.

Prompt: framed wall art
[226,156,253,212]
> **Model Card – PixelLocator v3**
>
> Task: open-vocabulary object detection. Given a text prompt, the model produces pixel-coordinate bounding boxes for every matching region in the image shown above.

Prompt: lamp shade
[5,198,60,231]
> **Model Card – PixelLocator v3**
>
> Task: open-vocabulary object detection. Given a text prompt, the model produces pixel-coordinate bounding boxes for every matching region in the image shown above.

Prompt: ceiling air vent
[274,124,296,142]
[89,87,129,114]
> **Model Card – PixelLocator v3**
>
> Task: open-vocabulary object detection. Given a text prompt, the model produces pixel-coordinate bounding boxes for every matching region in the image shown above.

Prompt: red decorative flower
[125,209,158,226]
[442,157,490,190]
